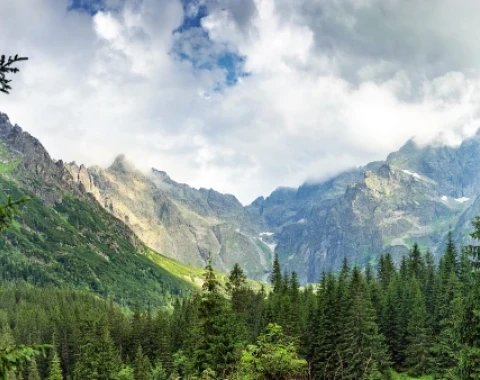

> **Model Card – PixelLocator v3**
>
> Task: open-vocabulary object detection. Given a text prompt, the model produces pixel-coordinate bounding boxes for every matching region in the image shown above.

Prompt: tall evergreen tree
[378,253,396,289]
[405,279,431,376]
[226,263,247,295]
[26,358,40,380]
[271,254,283,293]
[455,217,480,379]
[339,268,390,380]
[408,243,426,282]
[134,346,151,380]
[48,350,63,380]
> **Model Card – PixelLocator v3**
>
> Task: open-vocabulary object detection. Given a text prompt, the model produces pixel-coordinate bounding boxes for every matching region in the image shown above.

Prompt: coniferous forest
[3,218,480,379]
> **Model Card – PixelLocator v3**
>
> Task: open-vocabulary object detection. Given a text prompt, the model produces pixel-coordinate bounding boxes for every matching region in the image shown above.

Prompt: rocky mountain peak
[109,154,137,173]
[151,168,173,183]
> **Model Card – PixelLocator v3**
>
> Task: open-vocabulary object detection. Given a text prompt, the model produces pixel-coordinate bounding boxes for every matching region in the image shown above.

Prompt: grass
[0,159,21,174]
[146,247,269,293]
[391,370,433,380]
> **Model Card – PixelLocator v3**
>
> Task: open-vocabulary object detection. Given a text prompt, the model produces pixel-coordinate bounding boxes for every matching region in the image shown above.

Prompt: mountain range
[2,110,480,288]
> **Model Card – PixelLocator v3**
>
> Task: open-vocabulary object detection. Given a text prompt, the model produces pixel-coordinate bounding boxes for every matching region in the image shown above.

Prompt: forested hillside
[0,113,193,308]
[3,222,480,379]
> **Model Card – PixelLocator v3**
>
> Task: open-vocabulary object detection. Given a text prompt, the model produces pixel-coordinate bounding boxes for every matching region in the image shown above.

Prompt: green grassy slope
[391,371,433,380]
[146,247,268,292]
[0,175,193,308]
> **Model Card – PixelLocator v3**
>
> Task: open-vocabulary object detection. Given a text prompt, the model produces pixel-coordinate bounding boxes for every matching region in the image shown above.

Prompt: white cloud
[2,0,480,204]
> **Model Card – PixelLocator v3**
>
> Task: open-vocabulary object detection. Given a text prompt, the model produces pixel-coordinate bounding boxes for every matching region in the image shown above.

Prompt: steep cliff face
[65,156,272,280]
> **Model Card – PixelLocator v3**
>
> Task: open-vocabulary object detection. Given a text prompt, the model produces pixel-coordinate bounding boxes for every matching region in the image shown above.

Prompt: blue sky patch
[68,0,104,15]
[174,0,248,88]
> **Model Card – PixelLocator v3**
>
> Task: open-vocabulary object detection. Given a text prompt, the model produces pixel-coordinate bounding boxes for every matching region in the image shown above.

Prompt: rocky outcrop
[66,155,271,279]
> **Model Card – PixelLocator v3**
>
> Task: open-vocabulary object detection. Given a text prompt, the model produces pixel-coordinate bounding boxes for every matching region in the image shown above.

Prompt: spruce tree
[151,360,167,380]
[26,358,40,380]
[0,54,28,94]
[134,346,152,380]
[271,254,283,292]
[378,253,395,289]
[192,259,240,377]
[455,217,480,379]
[434,272,462,376]
[314,273,339,378]
[382,277,403,368]
[405,279,431,376]
[96,322,120,380]
[48,350,63,380]
[408,243,426,281]
[340,268,390,380]
[441,232,459,277]
[226,263,247,295]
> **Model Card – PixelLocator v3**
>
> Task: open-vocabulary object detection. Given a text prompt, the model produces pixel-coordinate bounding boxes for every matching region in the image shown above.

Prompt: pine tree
[134,346,152,380]
[408,243,426,281]
[441,232,459,277]
[424,250,437,325]
[0,54,28,94]
[434,272,462,376]
[72,320,99,380]
[226,263,247,295]
[26,358,40,380]
[48,350,63,380]
[271,254,282,292]
[339,268,390,380]
[378,253,396,289]
[96,322,120,380]
[455,217,480,379]
[382,277,403,368]
[240,324,307,380]
[314,273,339,378]
[405,279,431,376]
[151,360,167,380]
[192,260,240,377]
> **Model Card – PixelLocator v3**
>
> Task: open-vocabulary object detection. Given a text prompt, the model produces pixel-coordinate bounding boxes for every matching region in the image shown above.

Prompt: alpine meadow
[4,0,480,379]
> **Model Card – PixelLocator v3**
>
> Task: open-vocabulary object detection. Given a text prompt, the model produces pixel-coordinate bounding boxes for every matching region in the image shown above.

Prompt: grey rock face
[258,136,480,283]
[66,155,271,279]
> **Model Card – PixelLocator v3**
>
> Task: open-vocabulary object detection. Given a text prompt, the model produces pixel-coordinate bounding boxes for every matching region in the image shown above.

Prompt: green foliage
[227,263,247,295]
[240,323,307,380]
[0,195,29,232]
[116,366,134,380]
[0,54,28,94]
[134,346,152,380]
[26,358,40,380]
[48,350,63,380]
[0,345,48,380]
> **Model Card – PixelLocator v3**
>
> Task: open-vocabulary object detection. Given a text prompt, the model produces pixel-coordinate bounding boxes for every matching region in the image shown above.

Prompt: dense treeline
[4,220,480,379]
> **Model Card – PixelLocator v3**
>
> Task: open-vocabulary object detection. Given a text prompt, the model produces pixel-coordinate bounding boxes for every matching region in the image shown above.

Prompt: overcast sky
[2,0,480,204]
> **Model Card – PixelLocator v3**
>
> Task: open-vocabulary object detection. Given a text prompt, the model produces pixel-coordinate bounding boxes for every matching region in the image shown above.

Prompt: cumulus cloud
[2,0,480,204]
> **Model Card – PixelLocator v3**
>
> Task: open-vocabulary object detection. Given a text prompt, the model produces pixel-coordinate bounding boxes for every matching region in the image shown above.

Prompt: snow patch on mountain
[402,169,423,180]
